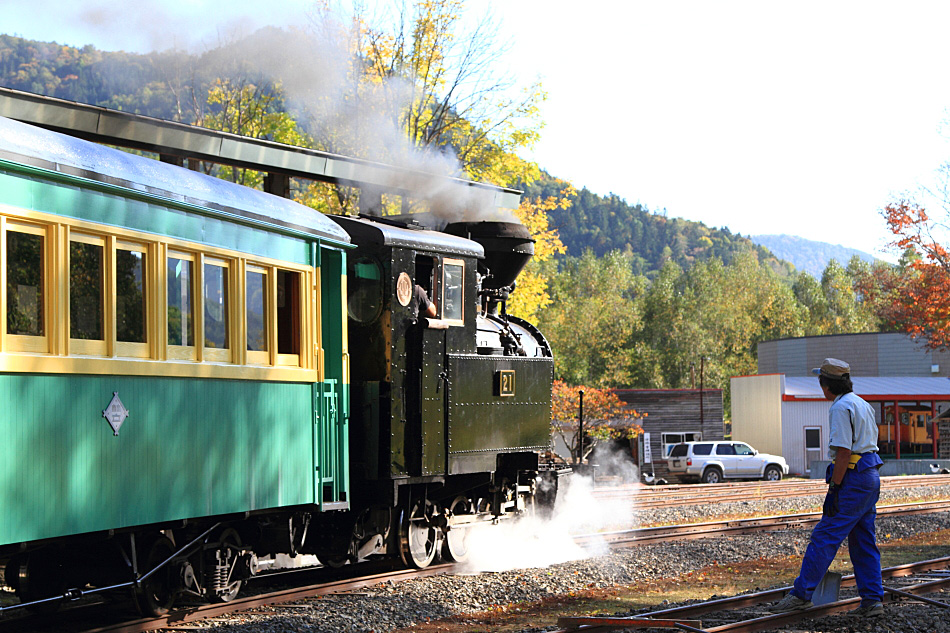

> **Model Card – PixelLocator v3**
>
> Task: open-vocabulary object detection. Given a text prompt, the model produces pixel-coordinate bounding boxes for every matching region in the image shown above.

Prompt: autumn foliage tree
[858,201,950,348]
[551,381,644,464]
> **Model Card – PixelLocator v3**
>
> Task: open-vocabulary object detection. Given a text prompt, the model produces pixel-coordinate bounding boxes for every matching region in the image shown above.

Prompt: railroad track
[575,499,950,547]
[0,562,455,633]
[552,556,950,632]
[10,498,950,633]
[592,474,950,507]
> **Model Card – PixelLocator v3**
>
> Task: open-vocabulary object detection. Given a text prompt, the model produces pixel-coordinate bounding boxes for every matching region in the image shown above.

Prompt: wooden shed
[611,388,725,481]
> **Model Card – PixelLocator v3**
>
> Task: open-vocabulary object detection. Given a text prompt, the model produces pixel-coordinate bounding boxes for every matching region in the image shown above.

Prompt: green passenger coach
[0,115,351,613]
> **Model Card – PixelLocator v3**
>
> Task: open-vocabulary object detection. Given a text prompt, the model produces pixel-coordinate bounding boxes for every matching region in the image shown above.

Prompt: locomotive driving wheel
[442,496,473,563]
[133,534,177,617]
[399,499,439,569]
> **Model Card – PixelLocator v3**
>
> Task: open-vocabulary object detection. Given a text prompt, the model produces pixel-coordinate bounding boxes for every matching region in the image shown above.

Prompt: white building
[731,374,950,476]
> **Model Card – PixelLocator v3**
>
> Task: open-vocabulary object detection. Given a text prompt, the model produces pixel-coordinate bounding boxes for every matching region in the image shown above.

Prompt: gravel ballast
[164,482,950,633]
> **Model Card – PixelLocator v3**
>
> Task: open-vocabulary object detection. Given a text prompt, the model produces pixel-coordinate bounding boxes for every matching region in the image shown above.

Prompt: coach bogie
[204,528,245,603]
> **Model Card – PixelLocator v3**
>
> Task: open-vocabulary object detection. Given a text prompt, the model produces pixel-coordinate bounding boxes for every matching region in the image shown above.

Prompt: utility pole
[577,389,585,465]
[699,357,705,427]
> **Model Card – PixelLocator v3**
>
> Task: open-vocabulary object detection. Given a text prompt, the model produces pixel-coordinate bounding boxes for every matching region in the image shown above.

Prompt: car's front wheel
[701,467,723,484]
[763,465,783,482]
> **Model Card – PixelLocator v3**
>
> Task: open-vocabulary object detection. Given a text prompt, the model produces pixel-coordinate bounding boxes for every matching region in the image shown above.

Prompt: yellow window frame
[166,249,198,361]
[245,263,270,366]
[201,255,232,363]
[2,218,52,354]
[67,231,108,357]
[114,239,151,359]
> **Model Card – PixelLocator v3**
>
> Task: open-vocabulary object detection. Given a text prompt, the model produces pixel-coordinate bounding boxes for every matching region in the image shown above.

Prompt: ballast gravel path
[172,482,950,633]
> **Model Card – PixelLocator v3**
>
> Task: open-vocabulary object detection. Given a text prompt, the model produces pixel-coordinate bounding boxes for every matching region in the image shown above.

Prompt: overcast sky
[6,0,950,259]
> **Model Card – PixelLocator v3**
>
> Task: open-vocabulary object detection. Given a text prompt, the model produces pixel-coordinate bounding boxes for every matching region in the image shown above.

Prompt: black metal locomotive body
[325,214,554,568]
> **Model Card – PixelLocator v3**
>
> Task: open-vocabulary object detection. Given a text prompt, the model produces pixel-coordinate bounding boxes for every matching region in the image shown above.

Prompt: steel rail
[574,500,950,547]
[552,556,950,633]
[48,564,456,633]
[593,474,950,506]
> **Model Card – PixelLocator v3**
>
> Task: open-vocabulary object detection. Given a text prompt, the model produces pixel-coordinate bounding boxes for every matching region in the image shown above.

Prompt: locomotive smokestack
[444,221,534,289]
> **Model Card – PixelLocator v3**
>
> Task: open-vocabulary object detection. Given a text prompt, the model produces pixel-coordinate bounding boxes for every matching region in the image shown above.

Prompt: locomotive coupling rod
[138,522,222,585]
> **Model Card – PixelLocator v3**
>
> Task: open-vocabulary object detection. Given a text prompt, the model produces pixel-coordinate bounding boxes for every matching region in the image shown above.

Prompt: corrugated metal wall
[759,333,950,377]
[731,375,784,458]
[781,400,831,475]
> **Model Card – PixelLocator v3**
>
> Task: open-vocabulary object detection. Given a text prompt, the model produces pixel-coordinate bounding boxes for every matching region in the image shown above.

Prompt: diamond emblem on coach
[102,392,129,436]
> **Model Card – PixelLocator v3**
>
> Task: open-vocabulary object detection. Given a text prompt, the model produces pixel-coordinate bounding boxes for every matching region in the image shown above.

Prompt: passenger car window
[116,246,147,344]
[692,443,713,456]
[716,444,736,455]
[735,443,755,456]
[669,444,688,457]
[7,228,45,336]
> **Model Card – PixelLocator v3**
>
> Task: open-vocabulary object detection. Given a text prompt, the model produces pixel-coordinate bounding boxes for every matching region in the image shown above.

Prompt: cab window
[441,258,464,325]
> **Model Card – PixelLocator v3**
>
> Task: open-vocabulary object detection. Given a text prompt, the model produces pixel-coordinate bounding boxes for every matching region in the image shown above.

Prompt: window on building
[661,432,702,456]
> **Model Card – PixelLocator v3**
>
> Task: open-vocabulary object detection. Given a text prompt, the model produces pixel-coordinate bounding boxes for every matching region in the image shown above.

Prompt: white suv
[667,441,789,484]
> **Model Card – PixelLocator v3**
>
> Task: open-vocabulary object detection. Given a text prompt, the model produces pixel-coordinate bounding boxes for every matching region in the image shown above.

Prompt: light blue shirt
[828,392,878,456]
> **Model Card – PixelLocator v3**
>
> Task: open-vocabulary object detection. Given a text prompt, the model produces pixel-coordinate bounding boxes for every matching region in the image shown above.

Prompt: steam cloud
[233,17,515,224]
[35,1,515,224]
[459,451,640,574]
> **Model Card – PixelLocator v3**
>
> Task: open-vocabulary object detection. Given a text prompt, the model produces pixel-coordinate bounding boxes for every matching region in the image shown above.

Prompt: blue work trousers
[792,461,883,606]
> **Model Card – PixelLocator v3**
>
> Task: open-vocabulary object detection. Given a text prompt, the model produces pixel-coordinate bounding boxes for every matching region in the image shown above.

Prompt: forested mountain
[0,32,288,123]
[749,234,880,278]
[524,174,796,277]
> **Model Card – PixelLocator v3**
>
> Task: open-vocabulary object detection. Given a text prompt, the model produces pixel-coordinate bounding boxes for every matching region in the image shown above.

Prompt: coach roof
[0,116,350,244]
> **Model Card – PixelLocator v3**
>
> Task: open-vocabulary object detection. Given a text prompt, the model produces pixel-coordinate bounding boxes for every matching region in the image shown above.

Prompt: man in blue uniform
[770,358,885,618]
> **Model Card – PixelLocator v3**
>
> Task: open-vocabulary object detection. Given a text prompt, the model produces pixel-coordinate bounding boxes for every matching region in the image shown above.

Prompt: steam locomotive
[0,115,555,616]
